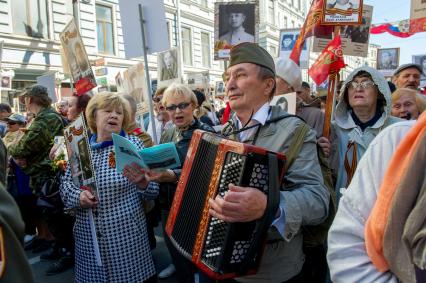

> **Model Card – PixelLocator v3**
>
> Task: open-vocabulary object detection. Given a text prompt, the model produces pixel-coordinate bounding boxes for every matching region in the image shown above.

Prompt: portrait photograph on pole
[279,28,310,69]
[377,48,400,77]
[410,0,426,33]
[313,4,373,57]
[322,0,363,25]
[123,62,149,113]
[412,54,426,87]
[115,72,124,92]
[214,1,259,60]
[187,71,210,93]
[60,18,96,95]
[157,47,181,87]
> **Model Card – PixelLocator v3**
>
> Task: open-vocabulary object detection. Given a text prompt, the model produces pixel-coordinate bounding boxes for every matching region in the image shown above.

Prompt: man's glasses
[347,80,376,90]
[165,102,190,112]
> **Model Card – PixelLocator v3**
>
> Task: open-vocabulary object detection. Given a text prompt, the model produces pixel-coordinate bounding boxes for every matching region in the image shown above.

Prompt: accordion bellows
[166,130,286,279]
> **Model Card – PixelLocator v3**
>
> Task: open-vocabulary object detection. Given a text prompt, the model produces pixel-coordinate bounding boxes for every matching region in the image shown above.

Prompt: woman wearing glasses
[126,83,214,282]
[317,66,400,204]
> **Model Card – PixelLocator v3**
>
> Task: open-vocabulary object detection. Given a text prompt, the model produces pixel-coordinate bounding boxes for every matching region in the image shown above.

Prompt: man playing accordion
[208,43,329,283]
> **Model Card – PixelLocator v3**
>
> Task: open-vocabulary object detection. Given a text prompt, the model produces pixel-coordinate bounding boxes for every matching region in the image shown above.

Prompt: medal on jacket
[108,151,116,168]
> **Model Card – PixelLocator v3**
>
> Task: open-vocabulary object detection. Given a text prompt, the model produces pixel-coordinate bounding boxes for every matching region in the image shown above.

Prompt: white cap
[275,57,302,90]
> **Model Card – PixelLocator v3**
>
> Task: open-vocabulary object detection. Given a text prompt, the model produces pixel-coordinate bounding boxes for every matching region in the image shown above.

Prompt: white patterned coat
[60,135,158,283]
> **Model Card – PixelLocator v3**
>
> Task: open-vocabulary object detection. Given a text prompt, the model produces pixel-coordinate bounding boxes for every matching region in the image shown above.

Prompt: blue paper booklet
[112,133,181,173]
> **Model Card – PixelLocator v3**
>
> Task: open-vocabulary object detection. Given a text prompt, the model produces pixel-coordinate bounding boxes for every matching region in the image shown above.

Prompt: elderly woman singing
[60,92,158,283]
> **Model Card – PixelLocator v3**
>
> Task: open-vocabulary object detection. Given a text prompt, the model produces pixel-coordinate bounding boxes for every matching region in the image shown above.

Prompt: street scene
[0,0,425,283]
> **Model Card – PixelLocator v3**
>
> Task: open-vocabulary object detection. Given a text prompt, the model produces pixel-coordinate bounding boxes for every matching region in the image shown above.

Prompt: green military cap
[229,42,275,74]
[19,84,49,98]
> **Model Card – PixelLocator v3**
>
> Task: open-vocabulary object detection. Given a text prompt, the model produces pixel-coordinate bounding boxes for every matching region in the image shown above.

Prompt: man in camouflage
[9,85,64,190]
[9,85,65,255]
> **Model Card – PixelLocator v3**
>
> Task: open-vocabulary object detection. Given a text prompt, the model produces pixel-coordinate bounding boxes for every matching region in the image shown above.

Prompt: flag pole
[322,26,340,139]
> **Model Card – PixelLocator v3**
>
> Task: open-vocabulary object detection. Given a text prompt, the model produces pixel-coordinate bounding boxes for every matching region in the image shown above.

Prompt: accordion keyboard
[201,152,270,272]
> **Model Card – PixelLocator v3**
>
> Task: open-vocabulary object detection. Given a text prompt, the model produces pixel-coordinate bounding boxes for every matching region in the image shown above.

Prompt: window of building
[284,16,288,29]
[201,32,211,68]
[96,4,115,55]
[181,27,192,65]
[268,0,275,25]
[200,0,208,8]
[291,20,295,28]
[12,0,49,39]
[166,21,172,47]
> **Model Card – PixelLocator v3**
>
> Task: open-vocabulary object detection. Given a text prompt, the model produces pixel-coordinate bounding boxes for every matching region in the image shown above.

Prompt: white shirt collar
[235,102,270,129]
[235,102,270,142]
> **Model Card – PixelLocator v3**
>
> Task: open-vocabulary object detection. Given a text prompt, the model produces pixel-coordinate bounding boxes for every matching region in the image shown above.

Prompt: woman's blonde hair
[194,101,212,119]
[161,83,198,107]
[392,88,426,114]
[85,92,132,133]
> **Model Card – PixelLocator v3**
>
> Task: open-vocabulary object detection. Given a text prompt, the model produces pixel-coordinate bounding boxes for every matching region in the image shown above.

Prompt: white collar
[236,102,270,129]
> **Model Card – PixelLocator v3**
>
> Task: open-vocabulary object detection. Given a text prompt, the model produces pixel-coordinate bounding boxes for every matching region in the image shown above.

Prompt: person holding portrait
[60,92,158,283]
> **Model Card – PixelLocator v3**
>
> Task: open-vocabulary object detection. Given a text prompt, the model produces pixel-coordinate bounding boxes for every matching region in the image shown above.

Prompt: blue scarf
[89,129,126,150]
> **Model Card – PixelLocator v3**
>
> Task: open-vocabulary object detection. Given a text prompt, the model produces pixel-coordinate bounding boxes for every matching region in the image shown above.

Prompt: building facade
[0,0,311,107]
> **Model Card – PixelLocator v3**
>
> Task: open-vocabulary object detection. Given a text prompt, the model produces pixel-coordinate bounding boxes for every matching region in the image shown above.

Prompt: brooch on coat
[109,151,116,168]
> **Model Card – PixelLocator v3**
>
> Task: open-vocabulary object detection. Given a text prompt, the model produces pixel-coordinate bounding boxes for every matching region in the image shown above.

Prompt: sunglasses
[165,102,191,112]
[347,80,376,90]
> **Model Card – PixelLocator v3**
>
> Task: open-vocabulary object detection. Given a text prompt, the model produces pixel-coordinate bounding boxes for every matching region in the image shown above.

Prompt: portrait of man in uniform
[124,62,146,104]
[74,41,90,75]
[327,0,356,10]
[377,49,399,70]
[159,49,178,81]
[412,54,426,87]
[218,4,255,46]
[60,18,96,94]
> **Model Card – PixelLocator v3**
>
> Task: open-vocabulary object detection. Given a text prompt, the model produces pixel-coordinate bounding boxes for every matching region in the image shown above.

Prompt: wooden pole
[322,26,340,139]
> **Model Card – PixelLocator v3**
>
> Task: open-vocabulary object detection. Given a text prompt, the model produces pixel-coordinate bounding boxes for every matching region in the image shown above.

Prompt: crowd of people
[1,42,425,283]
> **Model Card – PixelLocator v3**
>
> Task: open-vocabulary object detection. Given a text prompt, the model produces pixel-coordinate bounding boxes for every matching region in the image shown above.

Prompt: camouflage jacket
[9,107,64,178]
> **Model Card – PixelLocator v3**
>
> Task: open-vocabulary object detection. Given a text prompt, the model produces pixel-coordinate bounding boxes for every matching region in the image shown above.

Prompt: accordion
[166,130,286,279]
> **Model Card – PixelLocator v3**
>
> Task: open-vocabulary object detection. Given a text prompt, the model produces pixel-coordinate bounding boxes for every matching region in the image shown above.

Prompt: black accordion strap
[237,152,281,275]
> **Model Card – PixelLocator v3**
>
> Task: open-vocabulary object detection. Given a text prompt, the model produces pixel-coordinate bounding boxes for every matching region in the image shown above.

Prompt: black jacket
[159,118,215,210]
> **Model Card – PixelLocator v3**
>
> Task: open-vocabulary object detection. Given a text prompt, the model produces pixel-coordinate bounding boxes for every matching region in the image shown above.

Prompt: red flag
[290,0,328,65]
[308,35,345,85]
